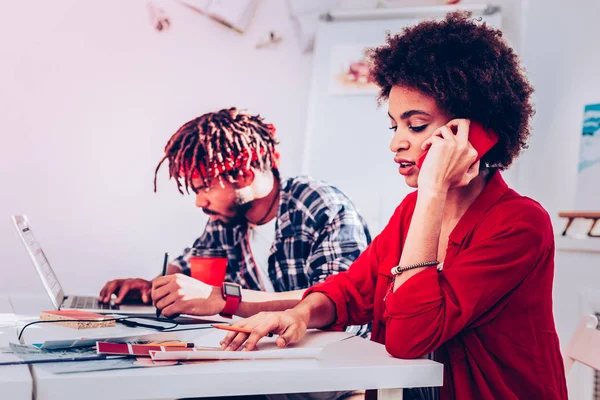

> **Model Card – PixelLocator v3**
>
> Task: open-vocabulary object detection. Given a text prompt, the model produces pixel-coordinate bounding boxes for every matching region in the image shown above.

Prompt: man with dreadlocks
[99,108,371,332]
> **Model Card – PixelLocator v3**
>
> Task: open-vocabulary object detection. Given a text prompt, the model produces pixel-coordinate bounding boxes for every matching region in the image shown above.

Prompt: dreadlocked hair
[154,107,279,194]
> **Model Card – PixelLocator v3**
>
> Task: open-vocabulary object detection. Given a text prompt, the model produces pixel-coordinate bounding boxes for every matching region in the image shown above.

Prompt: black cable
[17,316,213,342]
[17,317,129,341]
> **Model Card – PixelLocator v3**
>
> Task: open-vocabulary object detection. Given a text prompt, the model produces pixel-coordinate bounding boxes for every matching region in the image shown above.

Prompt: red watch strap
[220,289,241,318]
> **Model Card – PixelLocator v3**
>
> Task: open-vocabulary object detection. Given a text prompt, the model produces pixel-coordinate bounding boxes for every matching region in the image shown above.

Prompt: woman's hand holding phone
[417,119,480,193]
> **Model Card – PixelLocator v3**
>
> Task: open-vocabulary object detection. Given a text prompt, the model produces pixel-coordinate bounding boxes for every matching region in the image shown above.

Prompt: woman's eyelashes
[409,124,428,132]
[389,124,428,133]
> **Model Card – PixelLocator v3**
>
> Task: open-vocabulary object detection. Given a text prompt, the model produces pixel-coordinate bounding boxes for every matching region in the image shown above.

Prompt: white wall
[520,2,600,397]
[0,0,312,295]
[518,0,600,227]
[0,0,528,297]
[554,241,600,399]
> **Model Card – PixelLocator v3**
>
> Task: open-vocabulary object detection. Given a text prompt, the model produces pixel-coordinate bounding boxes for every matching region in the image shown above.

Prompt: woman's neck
[442,169,490,223]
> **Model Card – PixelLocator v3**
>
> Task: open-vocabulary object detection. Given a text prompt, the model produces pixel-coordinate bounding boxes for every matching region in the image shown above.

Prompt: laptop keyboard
[71,296,114,310]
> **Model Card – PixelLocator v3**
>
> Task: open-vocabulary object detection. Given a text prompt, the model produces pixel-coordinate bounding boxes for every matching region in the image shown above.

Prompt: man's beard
[203,201,252,227]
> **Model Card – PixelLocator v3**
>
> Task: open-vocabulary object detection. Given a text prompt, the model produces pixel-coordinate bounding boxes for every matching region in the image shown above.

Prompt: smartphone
[416,120,499,169]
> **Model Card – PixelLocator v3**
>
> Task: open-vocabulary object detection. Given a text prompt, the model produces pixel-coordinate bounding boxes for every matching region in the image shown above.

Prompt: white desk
[10,295,443,400]
[0,295,34,400]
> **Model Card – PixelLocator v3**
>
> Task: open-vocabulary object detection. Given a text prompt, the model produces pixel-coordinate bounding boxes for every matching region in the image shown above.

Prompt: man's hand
[219,309,309,351]
[152,274,224,318]
[99,278,152,304]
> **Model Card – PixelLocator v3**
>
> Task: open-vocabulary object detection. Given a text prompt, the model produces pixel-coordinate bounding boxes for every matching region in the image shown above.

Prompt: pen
[212,324,274,338]
[135,342,195,348]
[156,252,169,319]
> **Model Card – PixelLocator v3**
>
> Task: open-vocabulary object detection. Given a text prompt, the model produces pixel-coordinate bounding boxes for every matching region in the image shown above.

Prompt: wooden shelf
[557,212,600,238]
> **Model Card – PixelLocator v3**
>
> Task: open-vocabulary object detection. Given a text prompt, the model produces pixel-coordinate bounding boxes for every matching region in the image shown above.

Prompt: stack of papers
[149,329,354,361]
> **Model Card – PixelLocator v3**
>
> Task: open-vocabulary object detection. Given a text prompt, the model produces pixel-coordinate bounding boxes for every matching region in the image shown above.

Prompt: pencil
[212,324,274,338]
[156,252,169,319]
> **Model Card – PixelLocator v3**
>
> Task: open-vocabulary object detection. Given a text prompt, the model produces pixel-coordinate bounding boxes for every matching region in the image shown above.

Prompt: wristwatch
[220,282,242,318]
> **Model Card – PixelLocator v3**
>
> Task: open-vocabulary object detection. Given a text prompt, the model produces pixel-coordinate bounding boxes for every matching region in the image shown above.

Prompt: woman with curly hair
[219,12,568,400]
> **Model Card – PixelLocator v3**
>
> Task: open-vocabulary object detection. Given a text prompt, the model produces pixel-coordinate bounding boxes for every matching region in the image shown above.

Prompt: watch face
[224,283,241,297]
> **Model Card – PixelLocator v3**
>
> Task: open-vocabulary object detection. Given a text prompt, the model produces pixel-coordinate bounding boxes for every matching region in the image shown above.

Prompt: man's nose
[195,192,209,208]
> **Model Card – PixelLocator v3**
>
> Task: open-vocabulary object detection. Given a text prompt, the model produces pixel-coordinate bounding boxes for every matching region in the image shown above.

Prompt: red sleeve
[303,197,412,330]
[303,231,381,330]
[384,200,554,359]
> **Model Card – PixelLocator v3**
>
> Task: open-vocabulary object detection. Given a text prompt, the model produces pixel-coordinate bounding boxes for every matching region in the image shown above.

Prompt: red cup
[189,248,228,286]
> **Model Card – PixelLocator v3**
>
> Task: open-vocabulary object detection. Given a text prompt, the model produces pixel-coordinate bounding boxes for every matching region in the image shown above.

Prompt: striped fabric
[172,176,372,337]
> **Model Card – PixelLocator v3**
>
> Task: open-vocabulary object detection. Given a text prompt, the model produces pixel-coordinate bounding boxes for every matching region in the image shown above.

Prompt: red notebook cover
[96,342,196,356]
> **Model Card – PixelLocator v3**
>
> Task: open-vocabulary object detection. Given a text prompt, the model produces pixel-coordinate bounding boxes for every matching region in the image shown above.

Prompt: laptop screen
[12,215,64,309]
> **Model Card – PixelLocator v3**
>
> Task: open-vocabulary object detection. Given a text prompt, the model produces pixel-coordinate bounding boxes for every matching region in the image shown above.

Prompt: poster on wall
[328,44,379,96]
[575,103,600,210]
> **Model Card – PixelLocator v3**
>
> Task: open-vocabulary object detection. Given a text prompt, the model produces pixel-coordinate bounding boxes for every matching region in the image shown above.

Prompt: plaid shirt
[171,176,372,293]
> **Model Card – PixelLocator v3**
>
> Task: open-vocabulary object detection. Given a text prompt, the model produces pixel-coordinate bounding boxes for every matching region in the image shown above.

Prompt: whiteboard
[302,11,502,234]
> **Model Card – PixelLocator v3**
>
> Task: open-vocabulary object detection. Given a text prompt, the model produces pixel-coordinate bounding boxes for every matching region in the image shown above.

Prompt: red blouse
[305,172,567,399]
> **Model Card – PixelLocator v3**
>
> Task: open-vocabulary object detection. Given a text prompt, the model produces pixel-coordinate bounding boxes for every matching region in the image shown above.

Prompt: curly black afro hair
[369,11,534,170]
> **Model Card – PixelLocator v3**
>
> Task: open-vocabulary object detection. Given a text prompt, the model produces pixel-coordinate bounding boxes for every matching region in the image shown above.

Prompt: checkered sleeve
[169,220,224,274]
[306,205,370,285]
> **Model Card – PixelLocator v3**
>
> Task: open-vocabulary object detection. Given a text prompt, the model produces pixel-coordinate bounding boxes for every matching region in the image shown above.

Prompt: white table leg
[377,388,403,399]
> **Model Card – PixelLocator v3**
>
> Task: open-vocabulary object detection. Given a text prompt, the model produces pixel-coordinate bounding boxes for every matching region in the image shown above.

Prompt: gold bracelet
[391,260,439,276]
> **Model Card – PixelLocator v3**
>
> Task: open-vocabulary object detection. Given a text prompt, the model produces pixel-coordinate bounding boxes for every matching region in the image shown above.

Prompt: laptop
[11,215,156,315]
